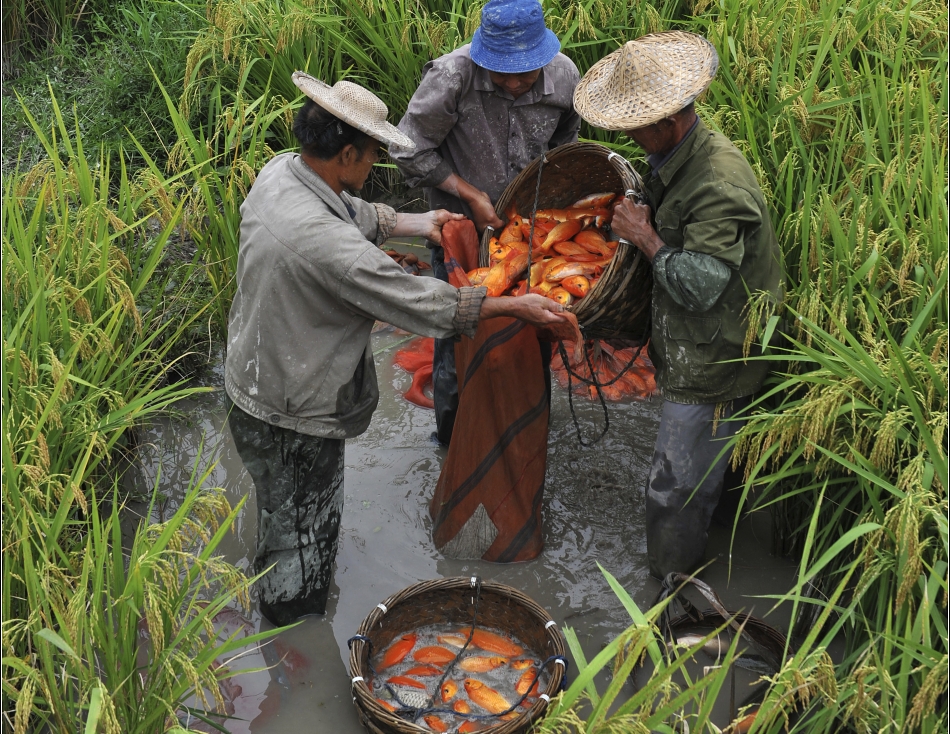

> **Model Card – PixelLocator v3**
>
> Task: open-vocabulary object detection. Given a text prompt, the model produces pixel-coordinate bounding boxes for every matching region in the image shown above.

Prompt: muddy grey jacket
[225,153,485,439]
[645,119,784,404]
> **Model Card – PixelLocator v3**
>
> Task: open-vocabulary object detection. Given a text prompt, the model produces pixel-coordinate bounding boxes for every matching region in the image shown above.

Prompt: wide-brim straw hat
[291,72,415,150]
[574,31,719,130]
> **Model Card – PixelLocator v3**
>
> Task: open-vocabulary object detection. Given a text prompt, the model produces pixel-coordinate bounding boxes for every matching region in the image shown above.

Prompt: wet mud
[127,241,799,732]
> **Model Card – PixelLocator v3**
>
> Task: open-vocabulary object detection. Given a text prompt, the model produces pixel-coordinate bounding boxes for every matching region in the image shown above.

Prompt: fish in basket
[479,142,653,342]
[348,578,566,734]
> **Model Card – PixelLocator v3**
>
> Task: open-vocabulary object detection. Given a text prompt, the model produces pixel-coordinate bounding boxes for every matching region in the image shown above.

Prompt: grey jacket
[225,153,485,439]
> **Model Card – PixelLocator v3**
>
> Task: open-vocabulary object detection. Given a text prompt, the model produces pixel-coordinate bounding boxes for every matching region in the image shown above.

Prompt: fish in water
[423,714,450,732]
[515,667,540,697]
[453,699,472,714]
[458,722,485,733]
[440,679,458,703]
[413,645,457,665]
[464,679,512,714]
[670,632,725,659]
[510,659,536,670]
[376,698,397,713]
[458,655,508,672]
[390,689,431,709]
[378,633,417,670]
[274,638,311,681]
[403,664,443,677]
[386,675,426,690]
[463,628,524,658]
[438,632,470,648]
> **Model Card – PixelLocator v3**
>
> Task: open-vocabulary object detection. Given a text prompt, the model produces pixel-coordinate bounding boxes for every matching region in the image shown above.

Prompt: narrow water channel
[128,243,799,732]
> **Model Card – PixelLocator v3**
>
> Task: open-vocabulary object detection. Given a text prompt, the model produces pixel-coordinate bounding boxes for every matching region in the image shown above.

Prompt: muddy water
[129,242,799,732]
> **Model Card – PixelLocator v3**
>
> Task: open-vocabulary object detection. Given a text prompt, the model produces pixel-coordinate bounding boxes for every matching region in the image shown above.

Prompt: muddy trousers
[431,245,552,446]
[645,397,751,580]
[227,399,344,626]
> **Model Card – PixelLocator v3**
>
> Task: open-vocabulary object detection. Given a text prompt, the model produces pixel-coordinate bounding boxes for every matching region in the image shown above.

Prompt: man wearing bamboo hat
[574,32,784,580]
[391,0,581,446]
[225,72,568,625]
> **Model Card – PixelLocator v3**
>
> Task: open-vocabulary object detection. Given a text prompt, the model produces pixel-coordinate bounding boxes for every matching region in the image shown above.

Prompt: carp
[548,287,574,306]
[466,267,491,286]
[464,679,512,714]
[453,699,472,714]
[498,218,523,244]
[387,675,426,690]
[378,633,416,670]
[552,241,597,258]
[458,655,508,672]
[544,261,603,282]
[440,679,458,703]
[510,659,536,670]
[482,252,529,298]
[573,230,615,257]
[464,629,524,657]
[571,192,616,208]
[539,220,582,252]
[458,722,485,733]
[515,667,541,696]
[561,275,591,298]
[403,664,443,677]
[413,645,457,666]
[422,714,449,732]
[437,633,469,648]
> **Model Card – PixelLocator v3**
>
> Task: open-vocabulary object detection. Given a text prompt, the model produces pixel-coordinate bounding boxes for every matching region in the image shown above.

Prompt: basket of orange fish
[348,577,567,734]
[475,142,651,341]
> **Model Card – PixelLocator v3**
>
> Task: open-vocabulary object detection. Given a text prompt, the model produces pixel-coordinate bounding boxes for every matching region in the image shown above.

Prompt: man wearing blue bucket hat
[391,0,580,446]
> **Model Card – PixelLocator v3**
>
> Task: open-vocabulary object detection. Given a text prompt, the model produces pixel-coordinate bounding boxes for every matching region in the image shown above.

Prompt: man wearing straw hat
[574,32,784,580]
[391,0,581,446]
[225,73,568,626]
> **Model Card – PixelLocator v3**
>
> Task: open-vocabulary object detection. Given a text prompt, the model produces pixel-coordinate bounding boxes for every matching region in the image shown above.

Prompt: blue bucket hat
[470,0,561,74]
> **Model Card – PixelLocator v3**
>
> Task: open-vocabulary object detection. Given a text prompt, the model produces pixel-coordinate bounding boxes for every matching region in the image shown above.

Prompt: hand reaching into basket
[611,197,665,262]
[437,173,504,234]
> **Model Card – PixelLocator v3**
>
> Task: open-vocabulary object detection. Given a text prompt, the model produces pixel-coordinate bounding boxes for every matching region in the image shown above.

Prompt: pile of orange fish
[370,624,547,733]
[551,340,657,401]
[466,192,619,305]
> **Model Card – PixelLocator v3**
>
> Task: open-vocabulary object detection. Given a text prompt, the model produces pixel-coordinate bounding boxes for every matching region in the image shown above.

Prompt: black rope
[525,153,547,287]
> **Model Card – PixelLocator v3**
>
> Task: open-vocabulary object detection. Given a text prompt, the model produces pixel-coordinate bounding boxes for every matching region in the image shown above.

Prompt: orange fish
[552,241,593,257]
[515,667,541,697]
[458,722,485,733]
[548,287,574,306]
[481,251,528,298]
[544,261,603,282]
[541,257,568,280]
[440,679,457,703]
[500,712,520,721]
[464,629,524,657]
[464,679,512,714]
[561,275,590,298]
[573,228,610,248]
[453,699,472,714]
[387,675,426,690]
[529,261,546,287]
[498,218,523,244]
[437,633,469,648]
[539,220,582,251]
[571,192,616,209]
[573,232,615,258]
[413,646,457,666]
[379,634,417,670]
[423,714,449,732]
[376,698,397,713]
[510,659,536,670]
[466,267,491,285]
[403,664,442,677]
[733,709,758,734]
[459,655,507,672]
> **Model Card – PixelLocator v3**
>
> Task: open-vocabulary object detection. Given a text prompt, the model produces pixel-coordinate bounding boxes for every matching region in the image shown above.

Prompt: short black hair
[293,98,376,160]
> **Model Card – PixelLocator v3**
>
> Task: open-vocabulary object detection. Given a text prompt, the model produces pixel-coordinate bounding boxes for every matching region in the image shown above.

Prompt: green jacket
[644,118,783,404]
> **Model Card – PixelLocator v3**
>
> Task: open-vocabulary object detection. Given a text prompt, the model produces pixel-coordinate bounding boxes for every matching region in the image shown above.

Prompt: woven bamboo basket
[349,577,566,734]
[479,142,652,341]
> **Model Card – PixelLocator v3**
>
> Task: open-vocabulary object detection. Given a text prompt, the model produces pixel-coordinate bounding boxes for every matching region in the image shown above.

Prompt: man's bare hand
[611,198,665,261]
[421,209,466,244]
[466,189,504,234]
[391,210,465,244]
[480,294,568,328]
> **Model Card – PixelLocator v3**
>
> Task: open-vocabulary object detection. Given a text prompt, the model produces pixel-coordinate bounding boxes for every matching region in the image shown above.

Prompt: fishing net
[429,220,580,562]
[393,337,436,409]
[551,339,657,401]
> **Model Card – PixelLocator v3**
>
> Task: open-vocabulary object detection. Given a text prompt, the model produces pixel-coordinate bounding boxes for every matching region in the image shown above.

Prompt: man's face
[625,119,678,156]
[488,69,542,99]
[339,140,381,192]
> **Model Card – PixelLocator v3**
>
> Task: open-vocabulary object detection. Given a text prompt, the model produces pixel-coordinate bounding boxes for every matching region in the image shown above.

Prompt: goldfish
[561,275,591,298]
[548,287,574,306]
[529,261,546,287]
[437,633,469,648]
[541,257,568,280]
[403,664,443,677]
[571,192,616,209]
[539,220,582,252]
[453,699,472,714]
[544,261,603,282]
[466,267,491,285]
[458,722,485,733]
[535,207,608,223]
[498,218,523,244]
[510,659,536,670]
[481,251,528,297]
[464,679,512,714]
[414,646,457,666]
[515,667,541,697]
[376,698,397,713]
[458,655,508,672]
[440,679,458,703]
[386,675,426,690]
[404,363,434,409]
[464,629,524,657]
[573,232,615,258]
[378,633,416,670]
[552,241,597,258]
[423,714,449,732]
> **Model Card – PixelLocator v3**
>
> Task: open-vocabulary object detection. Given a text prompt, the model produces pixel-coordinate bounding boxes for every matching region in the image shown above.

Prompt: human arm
[389,210,467,245]
[435,173,503,233]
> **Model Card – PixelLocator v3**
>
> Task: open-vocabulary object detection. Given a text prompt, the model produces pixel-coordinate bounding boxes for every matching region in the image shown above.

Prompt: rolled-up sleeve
[390,65,462,189]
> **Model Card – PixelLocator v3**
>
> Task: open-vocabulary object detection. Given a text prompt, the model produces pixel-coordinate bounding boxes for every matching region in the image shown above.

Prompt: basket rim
[348,577,567,734]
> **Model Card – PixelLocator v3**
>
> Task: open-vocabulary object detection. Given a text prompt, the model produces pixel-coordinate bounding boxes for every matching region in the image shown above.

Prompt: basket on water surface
[349,577,567,734]
[480,142,652,341]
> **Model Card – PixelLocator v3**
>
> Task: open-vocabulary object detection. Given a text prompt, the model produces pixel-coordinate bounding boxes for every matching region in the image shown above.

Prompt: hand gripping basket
[480,142,653,341]
[348,577,567,734]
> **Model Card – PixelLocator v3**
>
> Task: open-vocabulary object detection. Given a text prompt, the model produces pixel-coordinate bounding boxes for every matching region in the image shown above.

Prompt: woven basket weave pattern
[349,578,566,734]
[480,142,653,341]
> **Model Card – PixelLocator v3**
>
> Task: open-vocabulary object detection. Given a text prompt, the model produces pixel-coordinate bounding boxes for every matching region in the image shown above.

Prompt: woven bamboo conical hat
[574,31,718,130]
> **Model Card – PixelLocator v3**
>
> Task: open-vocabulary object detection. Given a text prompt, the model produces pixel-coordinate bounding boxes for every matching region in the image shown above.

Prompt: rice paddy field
[2,0,947,731]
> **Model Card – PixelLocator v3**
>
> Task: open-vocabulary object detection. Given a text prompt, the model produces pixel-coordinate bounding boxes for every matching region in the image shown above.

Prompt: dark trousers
[645,396,751,579]
[227,399,345,626]
[430,246,552,446]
